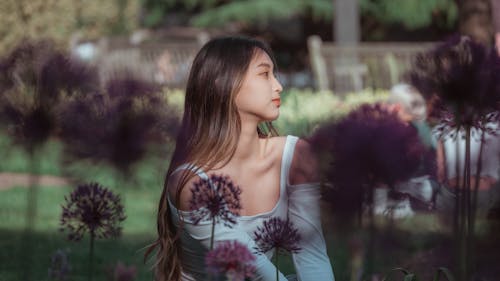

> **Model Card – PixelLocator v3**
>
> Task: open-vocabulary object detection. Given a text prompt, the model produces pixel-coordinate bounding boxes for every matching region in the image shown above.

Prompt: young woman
[147,36,334,281]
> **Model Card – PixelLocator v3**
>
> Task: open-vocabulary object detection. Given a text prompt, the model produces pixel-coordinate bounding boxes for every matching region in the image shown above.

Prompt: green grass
[0,185,160,281]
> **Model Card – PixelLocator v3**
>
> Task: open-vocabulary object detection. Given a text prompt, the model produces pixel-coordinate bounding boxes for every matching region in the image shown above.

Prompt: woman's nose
[273,76,283,93]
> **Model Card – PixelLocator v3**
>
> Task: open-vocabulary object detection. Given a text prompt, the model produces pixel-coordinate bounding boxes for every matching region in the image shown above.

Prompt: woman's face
[235,50,283,123]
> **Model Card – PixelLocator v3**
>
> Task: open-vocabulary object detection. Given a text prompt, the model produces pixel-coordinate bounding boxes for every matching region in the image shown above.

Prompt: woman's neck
[232,121,268,162]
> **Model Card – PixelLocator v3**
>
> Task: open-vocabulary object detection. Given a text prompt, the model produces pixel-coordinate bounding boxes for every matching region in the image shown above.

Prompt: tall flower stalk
[188,174,242,250]
[253,217,301,281]
[60,182,126,281]
[409,35,500,281]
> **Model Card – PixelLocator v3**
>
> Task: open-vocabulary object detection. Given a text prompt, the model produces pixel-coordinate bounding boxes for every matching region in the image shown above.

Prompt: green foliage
[140,0,220,27]
[0,0,139,54]
[275,88,389,137]
[191,0,332,27]
[184,0,457,30]
[360,0,458,29]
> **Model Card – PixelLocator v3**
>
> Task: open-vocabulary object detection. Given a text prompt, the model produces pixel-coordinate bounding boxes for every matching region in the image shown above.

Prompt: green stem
[89,233,95,281]
[464,126,471,281]
[275,252,279,281]
[470,129,485,242]
[21,149,40,281]
[210,218,215,250]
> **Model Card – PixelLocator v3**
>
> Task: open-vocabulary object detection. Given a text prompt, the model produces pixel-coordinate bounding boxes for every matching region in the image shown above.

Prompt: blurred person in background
[434,112,500,215]
[374,83,438,219]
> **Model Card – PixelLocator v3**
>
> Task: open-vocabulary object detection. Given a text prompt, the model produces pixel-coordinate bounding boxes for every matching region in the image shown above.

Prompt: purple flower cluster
[409,35,500,131]
[312,103,425,188]
[205,240,256,281]
[0,40,98,150]
[253,217,301,255]
[188,174,242,226]
[0,40,179,173]
[309,104,426,216]
[58,76,179,174]
[60,182,126,241]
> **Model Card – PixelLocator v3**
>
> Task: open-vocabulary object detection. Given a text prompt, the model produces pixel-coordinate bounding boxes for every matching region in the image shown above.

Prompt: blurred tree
[139,0,220,27]
[360,0,458,30]
[139,0,457,31]
[138,0,458,69]
[456,0,494,46]
[0,0,139,54]
[190,0,332,27]
[360,0,458,41]
[493,0,500,54]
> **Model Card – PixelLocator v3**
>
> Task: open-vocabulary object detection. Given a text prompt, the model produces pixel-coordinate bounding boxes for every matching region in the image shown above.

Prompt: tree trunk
[457,0,494,46]
[491,0,500,54]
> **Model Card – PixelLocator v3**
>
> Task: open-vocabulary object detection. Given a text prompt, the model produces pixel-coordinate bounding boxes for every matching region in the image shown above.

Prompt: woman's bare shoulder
[167,170,203,211]
[289,138,319,185]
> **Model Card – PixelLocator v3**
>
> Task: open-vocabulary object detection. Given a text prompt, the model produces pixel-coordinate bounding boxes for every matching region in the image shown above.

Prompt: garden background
[1,1,499,281]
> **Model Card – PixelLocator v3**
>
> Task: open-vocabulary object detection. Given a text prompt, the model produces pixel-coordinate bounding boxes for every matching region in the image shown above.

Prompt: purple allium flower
[188,174,242,226]
[58,76,179,174]
[0,40,52,94]
[48,249,71,281]
[205,240,256,281]
[253,217,301,255]
[105,75,160,100]
[107,262,137,281]
[38,51,99,102]
[409,35,500,132]
[313,103,424,187]
[60,182,126,241]
[1,105,54,151]
[0,40,98,150]
[309,104,426,216]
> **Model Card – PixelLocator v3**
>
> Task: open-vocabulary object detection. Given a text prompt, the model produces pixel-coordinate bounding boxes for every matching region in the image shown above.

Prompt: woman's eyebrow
[256,62,272,69]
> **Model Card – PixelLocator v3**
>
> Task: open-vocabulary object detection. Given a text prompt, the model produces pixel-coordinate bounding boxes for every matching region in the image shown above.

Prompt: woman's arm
[288,139,335,281]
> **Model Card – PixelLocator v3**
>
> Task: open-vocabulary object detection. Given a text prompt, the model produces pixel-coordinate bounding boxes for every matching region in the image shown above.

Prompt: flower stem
[470,129,485,243]
[89,233,95,281]
[275,252,279,281]
[463,126,471,281]
[210,218,215,250]
[21,150,40,281]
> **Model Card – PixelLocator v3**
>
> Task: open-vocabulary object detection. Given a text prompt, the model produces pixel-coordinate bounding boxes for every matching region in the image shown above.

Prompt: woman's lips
[272,98,281,107]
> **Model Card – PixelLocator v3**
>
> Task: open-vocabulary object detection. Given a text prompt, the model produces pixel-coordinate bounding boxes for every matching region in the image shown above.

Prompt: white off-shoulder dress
[167,135,335,281]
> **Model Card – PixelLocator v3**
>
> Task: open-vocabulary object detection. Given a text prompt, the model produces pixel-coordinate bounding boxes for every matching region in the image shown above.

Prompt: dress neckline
[168,135,298,220]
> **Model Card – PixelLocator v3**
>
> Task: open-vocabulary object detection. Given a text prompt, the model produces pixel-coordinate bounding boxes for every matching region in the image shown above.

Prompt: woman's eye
[260,71,269,77]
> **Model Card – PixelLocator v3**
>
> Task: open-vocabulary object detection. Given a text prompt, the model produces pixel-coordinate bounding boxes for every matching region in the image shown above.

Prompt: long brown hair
[145,36,279,281]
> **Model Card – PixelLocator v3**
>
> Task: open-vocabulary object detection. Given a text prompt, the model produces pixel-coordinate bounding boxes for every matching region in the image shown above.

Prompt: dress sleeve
[181,215,289,281]
[287,182,335,281]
